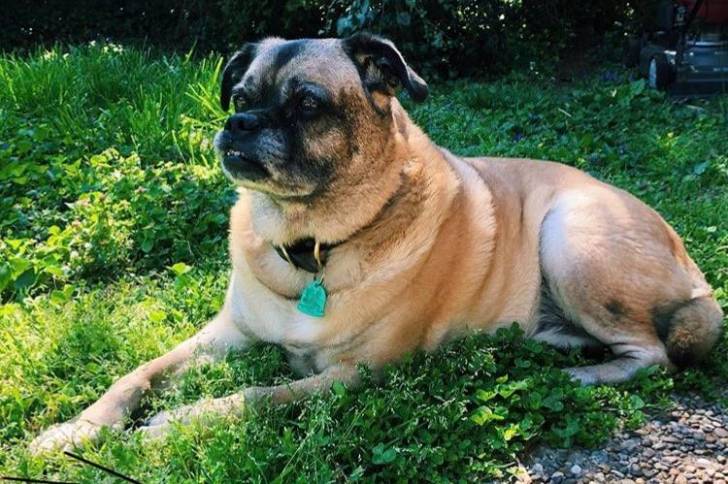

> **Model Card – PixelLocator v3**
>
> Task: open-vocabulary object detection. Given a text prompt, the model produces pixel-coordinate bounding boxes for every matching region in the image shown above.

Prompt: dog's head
[214,34,428,201]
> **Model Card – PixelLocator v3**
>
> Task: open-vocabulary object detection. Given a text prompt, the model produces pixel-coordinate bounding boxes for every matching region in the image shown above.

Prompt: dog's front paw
[143,401,204,428]
[136,421,172,440]
[144,409,174,427]
[137,402,208,440]
[144,397,231,427]
[138,394,247,440]
[29,419,104,455]
[138,405,200,440]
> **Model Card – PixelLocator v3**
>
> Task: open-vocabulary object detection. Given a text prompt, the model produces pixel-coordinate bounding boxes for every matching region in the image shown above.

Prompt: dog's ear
[342,33,428,104]
[221,43,257,111]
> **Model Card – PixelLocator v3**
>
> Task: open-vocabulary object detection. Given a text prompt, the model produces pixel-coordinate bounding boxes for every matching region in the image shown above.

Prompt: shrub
[2,0,329,52]
[2,0,646,76]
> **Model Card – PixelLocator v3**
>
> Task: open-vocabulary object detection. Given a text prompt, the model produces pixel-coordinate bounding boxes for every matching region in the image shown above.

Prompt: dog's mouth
[213,132,317,199]
[222,150,269,181]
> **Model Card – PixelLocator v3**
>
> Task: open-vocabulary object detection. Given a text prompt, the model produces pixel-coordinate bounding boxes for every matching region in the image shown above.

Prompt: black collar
[274,238,342,273]
[271,176,405,273]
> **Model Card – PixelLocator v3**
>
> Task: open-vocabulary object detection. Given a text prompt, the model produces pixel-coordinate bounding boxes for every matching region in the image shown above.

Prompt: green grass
[1,43,727,482]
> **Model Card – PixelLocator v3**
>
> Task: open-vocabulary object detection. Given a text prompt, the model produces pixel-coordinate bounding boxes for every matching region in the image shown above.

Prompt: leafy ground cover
[0,44,726,482]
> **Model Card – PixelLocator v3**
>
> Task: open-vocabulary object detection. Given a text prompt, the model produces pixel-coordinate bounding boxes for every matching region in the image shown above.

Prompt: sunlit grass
[0,43,726,482]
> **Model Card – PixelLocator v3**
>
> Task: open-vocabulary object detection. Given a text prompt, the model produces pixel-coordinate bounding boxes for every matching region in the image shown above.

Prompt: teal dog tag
[297,279,327,317]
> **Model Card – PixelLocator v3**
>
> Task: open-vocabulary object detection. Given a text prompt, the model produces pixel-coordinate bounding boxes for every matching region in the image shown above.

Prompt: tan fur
[228,106,720,373]
[30,37,724,453]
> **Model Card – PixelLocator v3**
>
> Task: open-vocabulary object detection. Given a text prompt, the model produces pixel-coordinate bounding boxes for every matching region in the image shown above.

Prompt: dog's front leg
[29,309,251,454]
[138,364,359,438]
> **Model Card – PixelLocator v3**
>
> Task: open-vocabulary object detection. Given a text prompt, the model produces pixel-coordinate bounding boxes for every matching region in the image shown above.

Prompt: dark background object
[1,0,649,77]
[626,0,728,95]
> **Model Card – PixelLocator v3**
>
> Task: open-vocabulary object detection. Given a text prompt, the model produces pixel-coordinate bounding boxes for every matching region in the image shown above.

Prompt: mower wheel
[648,54,673,90]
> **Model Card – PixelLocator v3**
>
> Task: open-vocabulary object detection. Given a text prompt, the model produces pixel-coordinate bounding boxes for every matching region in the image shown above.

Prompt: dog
[30,33,724,453]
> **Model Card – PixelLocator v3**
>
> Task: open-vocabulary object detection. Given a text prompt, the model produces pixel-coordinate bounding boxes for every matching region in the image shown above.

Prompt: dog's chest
[230,273,322,341]
[228,262,358,353]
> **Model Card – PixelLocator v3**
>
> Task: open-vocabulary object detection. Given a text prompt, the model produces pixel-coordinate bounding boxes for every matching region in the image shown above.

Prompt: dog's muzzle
[215,115,270,181]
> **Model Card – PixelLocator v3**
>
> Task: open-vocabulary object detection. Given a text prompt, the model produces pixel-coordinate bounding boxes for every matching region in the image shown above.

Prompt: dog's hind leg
[537,191,721,385]
[29,308,251,454]
[535,282,670,384]
[563,341,669,385]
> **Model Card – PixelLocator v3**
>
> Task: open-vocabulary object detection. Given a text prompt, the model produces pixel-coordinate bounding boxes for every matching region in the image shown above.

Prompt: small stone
[630,463,643,477]
[532,463,544,475]
[593,472,605,482]
[621,438,641,451]
[674,476,688,484]
[550,471,565,484]
[591,450,609,464]
[714,428,728,438]
[570,464,582,477]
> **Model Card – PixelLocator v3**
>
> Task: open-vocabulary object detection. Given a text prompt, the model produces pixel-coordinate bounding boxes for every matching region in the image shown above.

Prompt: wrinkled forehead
[240,38,361,101]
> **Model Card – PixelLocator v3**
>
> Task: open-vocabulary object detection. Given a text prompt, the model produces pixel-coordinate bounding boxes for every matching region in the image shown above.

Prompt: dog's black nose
[225,113,260,133]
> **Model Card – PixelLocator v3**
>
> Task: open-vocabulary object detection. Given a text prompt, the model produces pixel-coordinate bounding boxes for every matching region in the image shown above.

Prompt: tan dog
[30,34,723,453]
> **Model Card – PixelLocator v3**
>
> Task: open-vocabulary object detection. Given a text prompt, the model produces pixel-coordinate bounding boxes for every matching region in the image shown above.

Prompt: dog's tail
[657,295,724,368]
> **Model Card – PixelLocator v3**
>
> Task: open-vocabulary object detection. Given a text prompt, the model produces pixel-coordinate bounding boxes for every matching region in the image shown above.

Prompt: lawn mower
[624,0,728,95]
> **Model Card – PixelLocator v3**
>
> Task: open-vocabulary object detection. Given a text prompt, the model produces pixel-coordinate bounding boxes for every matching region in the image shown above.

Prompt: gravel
[515,392,728,483]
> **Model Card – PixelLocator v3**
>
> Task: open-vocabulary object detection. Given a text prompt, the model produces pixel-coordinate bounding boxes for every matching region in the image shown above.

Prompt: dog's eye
[299,95,319,114]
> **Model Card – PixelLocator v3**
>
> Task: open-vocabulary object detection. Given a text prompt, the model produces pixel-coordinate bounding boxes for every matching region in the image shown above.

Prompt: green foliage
[2,0,329,53]
[1,45,727,482]
[334,0,515,77]
[333,0,634,77]
[0,45,233,300]
[4,1,642,77]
